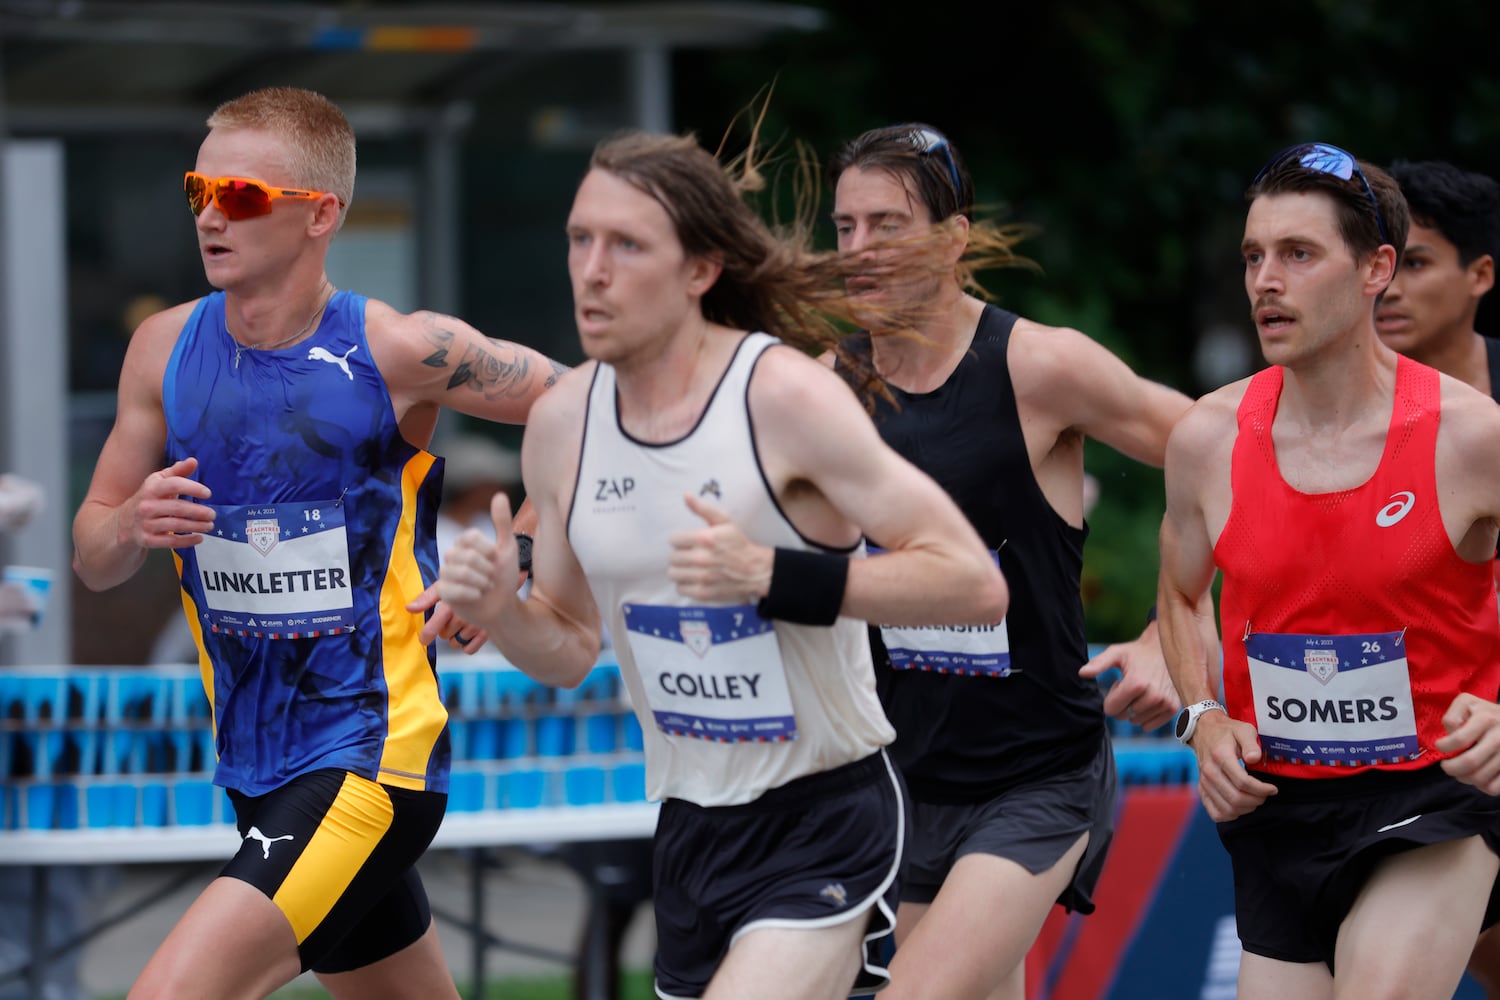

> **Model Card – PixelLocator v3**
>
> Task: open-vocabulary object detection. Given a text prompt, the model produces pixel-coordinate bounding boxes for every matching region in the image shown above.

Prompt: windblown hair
[827,122,1037,301]
[1246,146,1409,265]
[588,128,973,409]
[207,87,355,230]
[831,122,976,220]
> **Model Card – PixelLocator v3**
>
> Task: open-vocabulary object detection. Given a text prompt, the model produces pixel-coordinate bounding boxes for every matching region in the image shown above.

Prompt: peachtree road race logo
[1304,646,1339,685]
[681,619,712,657]
[246,517,280,556]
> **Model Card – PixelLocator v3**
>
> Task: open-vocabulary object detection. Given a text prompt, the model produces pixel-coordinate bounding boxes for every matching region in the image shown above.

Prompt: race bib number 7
[623,603,797,743]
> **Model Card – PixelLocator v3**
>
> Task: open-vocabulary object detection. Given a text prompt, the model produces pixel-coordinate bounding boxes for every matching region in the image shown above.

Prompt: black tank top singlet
[1484,337,1500,403]
[838,305,1105,803]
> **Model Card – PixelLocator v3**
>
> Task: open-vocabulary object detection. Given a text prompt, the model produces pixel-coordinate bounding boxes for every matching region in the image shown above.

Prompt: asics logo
[1375,491,1416,527]
[308,344,358,380]
[245,826,295,860]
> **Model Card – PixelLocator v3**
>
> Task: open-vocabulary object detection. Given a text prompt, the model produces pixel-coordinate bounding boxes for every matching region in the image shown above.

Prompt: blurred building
[0,0,826,665]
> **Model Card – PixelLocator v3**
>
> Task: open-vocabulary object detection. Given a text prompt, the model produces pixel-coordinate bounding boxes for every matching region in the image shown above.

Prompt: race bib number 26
[1245,630,1419,767]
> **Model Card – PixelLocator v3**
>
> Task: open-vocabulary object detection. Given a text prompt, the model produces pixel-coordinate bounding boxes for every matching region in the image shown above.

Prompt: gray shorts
[900,732,1117,913]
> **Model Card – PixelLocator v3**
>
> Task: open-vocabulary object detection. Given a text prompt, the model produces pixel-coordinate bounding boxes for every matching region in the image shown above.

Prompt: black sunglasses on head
[909,126,964,204]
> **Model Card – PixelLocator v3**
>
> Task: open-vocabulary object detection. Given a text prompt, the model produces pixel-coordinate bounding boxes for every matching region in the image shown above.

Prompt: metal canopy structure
[0,0,828,300]
[0,1,825,133]
[0,0,826,667]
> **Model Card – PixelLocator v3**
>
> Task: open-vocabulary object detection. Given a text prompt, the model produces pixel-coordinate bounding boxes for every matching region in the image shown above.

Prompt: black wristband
[514,532,534,575]
[1145,603,1158,625]
[756,547,849,626]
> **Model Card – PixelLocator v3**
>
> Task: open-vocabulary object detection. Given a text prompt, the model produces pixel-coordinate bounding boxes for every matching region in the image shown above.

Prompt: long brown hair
[587,127,977,408]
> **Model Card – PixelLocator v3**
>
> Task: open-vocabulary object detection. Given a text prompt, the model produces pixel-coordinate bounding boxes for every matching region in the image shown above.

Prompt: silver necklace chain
[230,283,337,368]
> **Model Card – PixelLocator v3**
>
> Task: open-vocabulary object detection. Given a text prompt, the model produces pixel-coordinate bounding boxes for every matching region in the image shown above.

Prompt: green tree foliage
[673,0,1500,639]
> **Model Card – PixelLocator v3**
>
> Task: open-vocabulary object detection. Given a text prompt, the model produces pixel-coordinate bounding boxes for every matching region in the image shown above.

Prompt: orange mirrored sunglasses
[184,172,344,221]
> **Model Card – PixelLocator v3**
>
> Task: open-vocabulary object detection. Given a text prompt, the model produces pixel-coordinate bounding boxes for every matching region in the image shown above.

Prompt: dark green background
[661,0,1500,639]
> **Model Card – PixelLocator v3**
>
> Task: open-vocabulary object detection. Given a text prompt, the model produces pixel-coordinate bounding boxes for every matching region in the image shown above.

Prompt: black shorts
[901,730,1116,914]
[222,768,447,973]
[651,750,907,998]
[1217,764,1500,969]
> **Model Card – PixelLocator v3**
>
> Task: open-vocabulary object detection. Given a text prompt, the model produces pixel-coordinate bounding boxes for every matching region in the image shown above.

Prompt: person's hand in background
[0,474,44,533]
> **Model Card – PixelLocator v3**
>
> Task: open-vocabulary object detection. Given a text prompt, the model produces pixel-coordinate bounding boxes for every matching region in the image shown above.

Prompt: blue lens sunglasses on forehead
[910,126,965,202]
[1253,142,1390,246]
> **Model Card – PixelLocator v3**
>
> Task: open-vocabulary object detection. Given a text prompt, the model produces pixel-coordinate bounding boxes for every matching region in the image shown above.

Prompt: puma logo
[308,344,359,380]
[245,826,295,860]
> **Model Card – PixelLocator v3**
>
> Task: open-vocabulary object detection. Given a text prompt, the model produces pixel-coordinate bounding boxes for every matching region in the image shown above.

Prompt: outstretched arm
[1079,618,1181,732]
[1013,323,1192,728]
[371,303,571,427]
[1013,321,1193,468]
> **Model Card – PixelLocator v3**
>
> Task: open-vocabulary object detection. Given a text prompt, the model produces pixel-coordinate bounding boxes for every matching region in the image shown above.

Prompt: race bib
[1245,630,1419,766]
[872,544,1012,677]
[193,500,356,639]
[622,603,797,742]
[880,620,1012,677]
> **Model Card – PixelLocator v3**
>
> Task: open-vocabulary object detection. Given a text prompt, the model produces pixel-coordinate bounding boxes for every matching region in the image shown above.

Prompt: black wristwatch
[514,532,534,575]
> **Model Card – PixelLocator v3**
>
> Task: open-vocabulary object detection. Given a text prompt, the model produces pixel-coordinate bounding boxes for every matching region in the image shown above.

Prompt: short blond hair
[207,87,355,230]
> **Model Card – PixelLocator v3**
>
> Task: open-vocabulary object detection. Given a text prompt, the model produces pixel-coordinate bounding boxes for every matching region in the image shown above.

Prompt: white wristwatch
[1174,699,1226,746]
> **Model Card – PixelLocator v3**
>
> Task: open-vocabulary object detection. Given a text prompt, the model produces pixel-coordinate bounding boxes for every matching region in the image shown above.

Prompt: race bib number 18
[193,500,356,638]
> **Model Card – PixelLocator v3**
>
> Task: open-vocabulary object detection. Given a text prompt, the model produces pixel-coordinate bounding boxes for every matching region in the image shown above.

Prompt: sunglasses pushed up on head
[184,172,345,222]
[1252,142,1390,246]
[908,126,964,202]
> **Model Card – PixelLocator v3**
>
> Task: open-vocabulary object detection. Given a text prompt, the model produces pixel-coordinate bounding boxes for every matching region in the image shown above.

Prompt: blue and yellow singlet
[164,290,450,796]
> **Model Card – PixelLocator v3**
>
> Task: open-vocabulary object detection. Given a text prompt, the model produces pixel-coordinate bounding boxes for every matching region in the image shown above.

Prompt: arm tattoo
[417,313,539,400]
[545,358,570,388]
